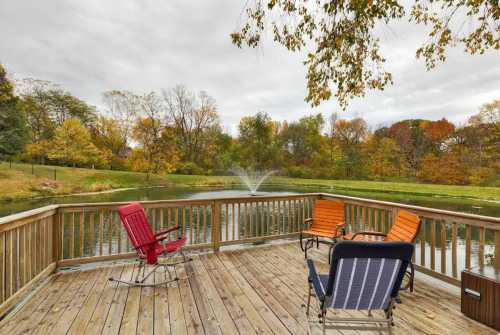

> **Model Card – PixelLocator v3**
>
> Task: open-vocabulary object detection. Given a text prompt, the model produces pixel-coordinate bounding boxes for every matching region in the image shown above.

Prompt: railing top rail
[0,204,58,226]
[320,193,500,225]
[56,193,321,211]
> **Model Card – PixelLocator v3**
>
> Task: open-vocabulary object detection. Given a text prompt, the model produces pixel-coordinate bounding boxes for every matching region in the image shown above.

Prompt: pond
[0,184,498,218]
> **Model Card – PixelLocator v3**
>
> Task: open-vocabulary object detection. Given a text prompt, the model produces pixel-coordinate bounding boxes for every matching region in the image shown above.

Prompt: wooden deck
[0,243,496,335]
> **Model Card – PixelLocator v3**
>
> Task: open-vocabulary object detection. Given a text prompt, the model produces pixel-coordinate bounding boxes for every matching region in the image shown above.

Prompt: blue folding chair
[306,240,414,334]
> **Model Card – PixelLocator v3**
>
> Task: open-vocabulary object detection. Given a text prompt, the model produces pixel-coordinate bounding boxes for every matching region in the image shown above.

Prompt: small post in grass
[54,168,57,180]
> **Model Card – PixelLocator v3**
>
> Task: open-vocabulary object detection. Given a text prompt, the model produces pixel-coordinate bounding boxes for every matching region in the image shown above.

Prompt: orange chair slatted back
[386,210,421,243]
[311,200,345,234]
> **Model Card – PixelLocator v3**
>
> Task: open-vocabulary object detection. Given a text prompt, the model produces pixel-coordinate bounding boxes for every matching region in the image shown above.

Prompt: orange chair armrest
[351,231,387,240]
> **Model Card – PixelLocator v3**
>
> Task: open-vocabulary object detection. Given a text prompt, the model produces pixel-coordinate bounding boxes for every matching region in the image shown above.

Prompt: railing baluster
[232,203,235,241]
[26,225,31,281]
[204,206,208,243]
[182,206,187,241]
[116,211,122,254]
[70,213,75,259]
[5,231,12,298]
[0,232,4,303]
[99,210,104,256]
[13,228,19,294]
[430,219,436,271]
[225,204,229,242]
[196,206,201,243]
[465,225,471,269]
[451,222,457,278]
[89,212,95,257]
[478,227,485,268]
[494,230,500,269]
[108,210,113,255]
[440,220,447,275]
[420,219,426,267]
[19,226,25,287]
[79,211,84,257]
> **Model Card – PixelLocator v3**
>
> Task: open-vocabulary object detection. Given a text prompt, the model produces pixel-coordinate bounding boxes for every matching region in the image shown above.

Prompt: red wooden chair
[108,202,191,287]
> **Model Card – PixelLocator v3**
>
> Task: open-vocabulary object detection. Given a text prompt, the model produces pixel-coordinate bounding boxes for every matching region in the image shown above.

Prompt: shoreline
[0,182,498,205]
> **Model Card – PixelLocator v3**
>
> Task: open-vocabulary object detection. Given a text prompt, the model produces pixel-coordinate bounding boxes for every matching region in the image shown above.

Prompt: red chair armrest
[135,240,157,250]
[155,225,180,237]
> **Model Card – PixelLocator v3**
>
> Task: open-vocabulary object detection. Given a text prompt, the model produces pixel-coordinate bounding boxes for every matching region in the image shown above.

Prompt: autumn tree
[280,114,324,165]
[162,85,220,169]
[237,112,281,170]
[419,152,468,185]
[421,118,455,153]
[90,116,128,169]
[0,64,27,158]
[102,90,140,149]
[332,117,368,178]
[128,117,178,175]
[387,120,427,176]
[365,137,407,180]
[231,0,499,108]
[18,78,96,144]
[47,118,104,167]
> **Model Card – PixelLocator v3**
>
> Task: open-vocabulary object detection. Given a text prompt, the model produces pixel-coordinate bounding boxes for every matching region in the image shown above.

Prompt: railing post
[212,201,221,253]
[52,207,61,264]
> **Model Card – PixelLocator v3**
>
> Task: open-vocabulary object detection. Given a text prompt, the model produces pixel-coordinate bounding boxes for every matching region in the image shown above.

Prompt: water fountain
[231,167,275,195]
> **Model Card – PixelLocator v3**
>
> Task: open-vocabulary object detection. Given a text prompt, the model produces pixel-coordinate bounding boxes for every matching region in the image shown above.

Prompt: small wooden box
[461,266,500,331]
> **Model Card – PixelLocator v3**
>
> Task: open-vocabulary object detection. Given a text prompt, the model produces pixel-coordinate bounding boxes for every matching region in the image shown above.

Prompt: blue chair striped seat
[306,240,414,334]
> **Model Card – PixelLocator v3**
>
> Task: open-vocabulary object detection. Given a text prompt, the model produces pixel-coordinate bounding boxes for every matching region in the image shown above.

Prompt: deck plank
[101,264,135,335]
[137,265,155,334]
[190,257,239,334]
[153,266,171,335]
[65,267,114,335]
[84,265,125,334]
[0,273,69,334]
[207,253,275,334]
[120,265,142,335]
[0,242,497,335]
[177,263,205,335]
[184,260,222,335]
[167,267,188,334]
[200,254,257,334]
[33,270,91,335]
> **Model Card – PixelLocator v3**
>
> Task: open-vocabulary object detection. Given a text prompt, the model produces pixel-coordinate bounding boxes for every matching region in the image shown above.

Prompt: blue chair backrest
[325,241,414,310]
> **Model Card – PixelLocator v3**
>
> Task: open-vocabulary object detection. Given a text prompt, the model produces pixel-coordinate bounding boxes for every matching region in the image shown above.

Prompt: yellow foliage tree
[47,118,106,167]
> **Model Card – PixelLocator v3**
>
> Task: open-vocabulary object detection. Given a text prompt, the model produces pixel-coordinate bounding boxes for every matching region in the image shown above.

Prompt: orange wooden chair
[300,199,345,260]
[343,209,421,291]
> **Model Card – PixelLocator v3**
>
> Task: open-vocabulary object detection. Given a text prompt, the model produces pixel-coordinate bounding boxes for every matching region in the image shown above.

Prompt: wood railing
[0,192,499,316]
[322,193,500,286]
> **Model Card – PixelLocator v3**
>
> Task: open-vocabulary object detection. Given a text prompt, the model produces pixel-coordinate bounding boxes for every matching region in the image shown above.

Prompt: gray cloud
[1,0,499,135]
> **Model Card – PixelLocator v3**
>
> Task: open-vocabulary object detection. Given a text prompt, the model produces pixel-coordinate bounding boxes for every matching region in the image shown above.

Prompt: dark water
[0,184,498,218]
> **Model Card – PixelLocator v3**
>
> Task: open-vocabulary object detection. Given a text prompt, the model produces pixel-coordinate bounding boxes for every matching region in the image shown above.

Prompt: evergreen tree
[0,64,27,158]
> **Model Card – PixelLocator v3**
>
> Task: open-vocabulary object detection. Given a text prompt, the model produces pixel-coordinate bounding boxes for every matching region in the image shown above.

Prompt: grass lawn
[0,162,499,202]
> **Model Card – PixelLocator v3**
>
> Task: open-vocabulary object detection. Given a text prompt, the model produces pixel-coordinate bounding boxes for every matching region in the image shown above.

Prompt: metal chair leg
[300,232,305,252]
[409,261,415,292]
[306,282,312,316]
[135,260,144,283]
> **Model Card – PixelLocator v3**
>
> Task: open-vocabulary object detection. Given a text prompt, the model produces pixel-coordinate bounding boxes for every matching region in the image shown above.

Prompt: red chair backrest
[118,202,158,260]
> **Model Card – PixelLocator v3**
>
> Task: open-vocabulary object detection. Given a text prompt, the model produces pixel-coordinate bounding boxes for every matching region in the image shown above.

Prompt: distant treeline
[0,64,498,185]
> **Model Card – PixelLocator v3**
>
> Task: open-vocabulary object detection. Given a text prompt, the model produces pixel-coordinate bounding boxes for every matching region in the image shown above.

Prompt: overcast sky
[1,1,499,135]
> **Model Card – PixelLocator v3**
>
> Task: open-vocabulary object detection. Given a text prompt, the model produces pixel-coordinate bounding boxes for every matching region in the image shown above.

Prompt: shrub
[176,162,205,175]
